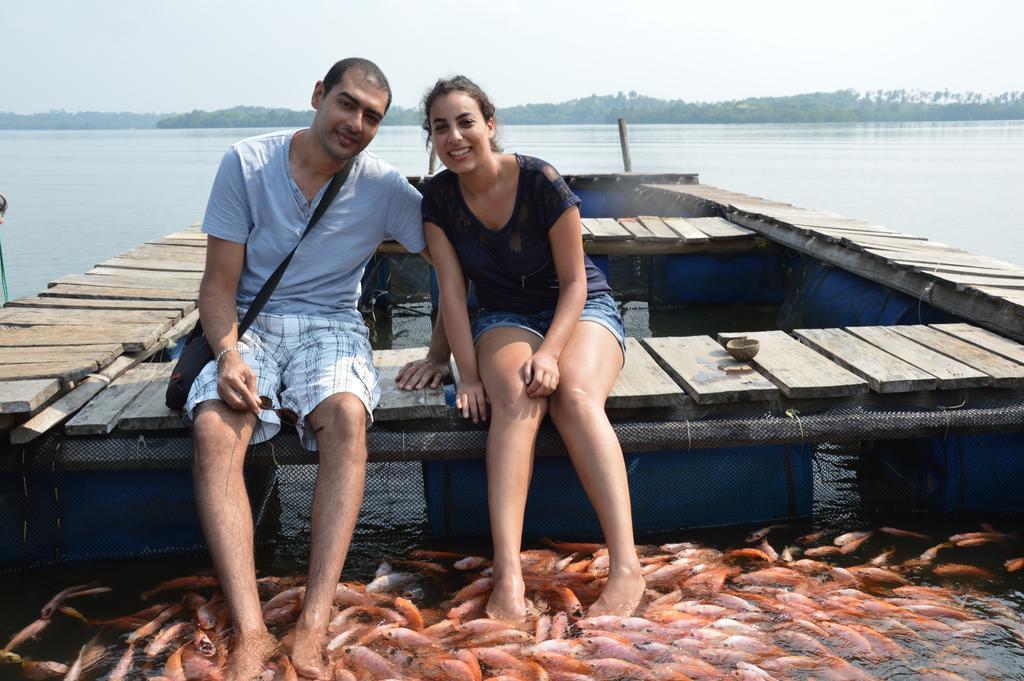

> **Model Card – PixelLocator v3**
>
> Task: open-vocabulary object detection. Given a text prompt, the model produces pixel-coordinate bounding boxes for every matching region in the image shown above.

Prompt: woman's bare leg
[548,322,645,616]
[476,327,545,622]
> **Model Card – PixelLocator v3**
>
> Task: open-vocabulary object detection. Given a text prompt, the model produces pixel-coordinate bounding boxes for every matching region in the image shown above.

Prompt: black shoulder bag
[165,160,354,410]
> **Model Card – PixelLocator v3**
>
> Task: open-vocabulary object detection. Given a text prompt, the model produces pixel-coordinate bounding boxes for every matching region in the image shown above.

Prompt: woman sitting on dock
[417,75,645,620]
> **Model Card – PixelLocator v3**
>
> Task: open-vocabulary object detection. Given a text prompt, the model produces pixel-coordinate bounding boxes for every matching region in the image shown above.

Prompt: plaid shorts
[186,312,379,450]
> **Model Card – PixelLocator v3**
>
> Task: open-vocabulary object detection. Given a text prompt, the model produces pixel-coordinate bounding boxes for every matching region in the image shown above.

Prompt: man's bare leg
[290,393,368,679]
[193,401,278,681]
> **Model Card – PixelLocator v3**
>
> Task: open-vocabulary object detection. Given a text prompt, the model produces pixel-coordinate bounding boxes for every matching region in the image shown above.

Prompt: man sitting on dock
[187,58,447,681]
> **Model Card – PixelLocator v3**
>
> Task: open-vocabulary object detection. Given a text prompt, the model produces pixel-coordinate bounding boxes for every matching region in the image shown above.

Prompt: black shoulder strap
[237,157,355,335]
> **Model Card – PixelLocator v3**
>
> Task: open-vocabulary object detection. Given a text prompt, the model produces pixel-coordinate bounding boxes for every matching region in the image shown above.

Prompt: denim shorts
[471,293,627,359]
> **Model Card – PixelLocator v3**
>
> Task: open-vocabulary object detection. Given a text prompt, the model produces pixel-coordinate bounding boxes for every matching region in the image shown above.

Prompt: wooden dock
[641,183,1024,341]
[3,191,1024,450]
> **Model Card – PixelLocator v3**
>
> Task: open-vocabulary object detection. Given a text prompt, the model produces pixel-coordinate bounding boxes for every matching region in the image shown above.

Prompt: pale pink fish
[932,563,1000,581]
[326,625,370,653]
[106,643,135,681]
[757,540,778,562]
[19,661,69,680]
[838,531,874,554]
[144,621,194,657]
[902,603,973,621]
[549,610,569,640]
[773,628,832,655]
[586,657,655,679]
[721,634,775,655]
[848,566,910,586]
[192,630,216,657]
[711,593,760,613]
[470,646,534,675]
[453,556,490,571]
[745,524,788,544]
[365,570,420,594]
[141,575,218,600]
[333,583,378,607]
[2,618,48,652]
[779,546,796,562]
[833,530,872,547]
[447,593,488,622]
[1005,557,1024,572]
[795,530,828,545]
[450,577,494,603]
[392,596,423,631]
[819,621,877,659]
[344,646,397,679]
[879,526,933,540]
[381,627,436,648]
[732,567,807,587]
[736,661,779,680]
[439,659,477,681]
[534,614,551,643]
[918,542,953,562]
[531,650,591,675]
[869,548,896,566]
[914,670,969,681]
[63,645,89,681]
[659,542,701,553]
[126,604,181,643]
[39,582,100,619]
[698,645,756,666]
[804,545,842,557]
[578,635,646,665]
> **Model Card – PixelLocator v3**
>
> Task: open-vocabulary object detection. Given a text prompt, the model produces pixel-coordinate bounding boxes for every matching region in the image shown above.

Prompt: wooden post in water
[428,147,438,175]
[617,118,633,172]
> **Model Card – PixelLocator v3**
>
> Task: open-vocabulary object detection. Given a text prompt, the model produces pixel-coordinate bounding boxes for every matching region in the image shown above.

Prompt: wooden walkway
[641,183,1024,342]
[0,218,759,441]
[36,321,1024,437]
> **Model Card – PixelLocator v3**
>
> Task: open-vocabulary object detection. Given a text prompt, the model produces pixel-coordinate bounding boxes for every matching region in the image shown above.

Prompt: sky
[2,0,1022,115]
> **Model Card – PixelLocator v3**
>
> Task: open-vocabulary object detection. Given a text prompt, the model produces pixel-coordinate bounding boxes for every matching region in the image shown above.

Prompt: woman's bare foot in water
[587,565,646,617]
[485,573,527,622]
[290,625,327,680]
[225,631,278,681]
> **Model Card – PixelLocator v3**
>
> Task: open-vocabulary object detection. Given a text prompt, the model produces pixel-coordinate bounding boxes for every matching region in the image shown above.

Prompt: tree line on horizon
[2,89,1023,130]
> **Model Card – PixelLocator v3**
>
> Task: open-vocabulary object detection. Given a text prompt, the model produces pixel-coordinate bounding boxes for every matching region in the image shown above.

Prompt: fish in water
[6,523,1024,681]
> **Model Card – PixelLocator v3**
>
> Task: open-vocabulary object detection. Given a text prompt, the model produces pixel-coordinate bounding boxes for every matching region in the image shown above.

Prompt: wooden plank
[163,231,208,241]
[929,273,1024,291]
[0,379,61,414]
[793,328,937,393]
[51,274,200,292]
[888,325,1024,388]
[578,220,593,239]
[616,218,657,241]
[66,363,170,435]
[117,363,188,431]
[41,284,199,301]
[0,359,100,385]
[715,330,868,399]
[581,218,631,241]
[894,260,1024,278]
[686,217,755,241]
[844,326,989,389]
[0,324,164,352]
[641,335,777,405]
[373,348,449,421]
[89,267,204,280]
[637,216,685,242]
[0,344,123,365]
[661,218,711,244]
[4,296,195,312]
[932,323,1024,366]
[866,248,1016,269]
[144,238,208,248]
[607,338,686,408]
[0,308,180,327]
[99,257,206,272]
[125,244,208,261]
[842,235,963,253]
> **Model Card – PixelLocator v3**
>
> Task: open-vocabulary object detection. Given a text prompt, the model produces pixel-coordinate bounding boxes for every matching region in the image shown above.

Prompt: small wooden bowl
[726,338,760,362]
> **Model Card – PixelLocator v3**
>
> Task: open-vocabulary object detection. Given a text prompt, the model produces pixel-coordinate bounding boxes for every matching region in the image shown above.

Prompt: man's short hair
[323,58,392,112]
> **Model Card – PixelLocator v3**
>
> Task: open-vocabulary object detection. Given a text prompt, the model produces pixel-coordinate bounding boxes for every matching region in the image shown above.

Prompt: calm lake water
[1,121,1023,300]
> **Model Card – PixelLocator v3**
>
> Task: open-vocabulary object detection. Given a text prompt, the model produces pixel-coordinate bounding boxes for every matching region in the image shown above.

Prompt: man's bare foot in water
[587,566,646,617]
[290,625,327,680]
[485,573,527,622]
[225,631,278,681]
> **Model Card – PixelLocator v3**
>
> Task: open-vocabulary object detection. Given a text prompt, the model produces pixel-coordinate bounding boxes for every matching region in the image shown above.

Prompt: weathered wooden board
[118,368,188,431]
[715,330,868,399]
[163,231,208,241]
[0,379,60,414]
[0,360,100,385]
[66,363,171,434]
[845,326,989,389]
[99,257,206,272]
[641,335,777,404]
[0,324,164,352]
[373,348,449,421]
[0,344,123,365]
[581,218,631,241]
[894,260,1024,278]
[967,286,1024,303]
[931,273,1024,291]
[578,220,592,239]
[637,216,686,242]
[889,325,1024,388]
[3,296,196,312]
[608,338,686,408]
[843,235,962,253]
[932,323,1024,366]
[616,218,657,241]
[125,245,208,261]
[662,218,711,244]
[41,284,199,301]
[793,328,937,393]
[51,274,200,292]
[89,267,204,280]
[0,308,180,327]
[866,248,1017,269]
[687,217,755,241]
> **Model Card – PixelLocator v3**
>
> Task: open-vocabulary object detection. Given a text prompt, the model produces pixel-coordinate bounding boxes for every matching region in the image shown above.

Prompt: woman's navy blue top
[421,154,612,314]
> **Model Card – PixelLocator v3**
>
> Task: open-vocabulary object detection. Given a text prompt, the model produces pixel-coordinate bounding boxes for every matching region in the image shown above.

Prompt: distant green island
[3,89,1023,130]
